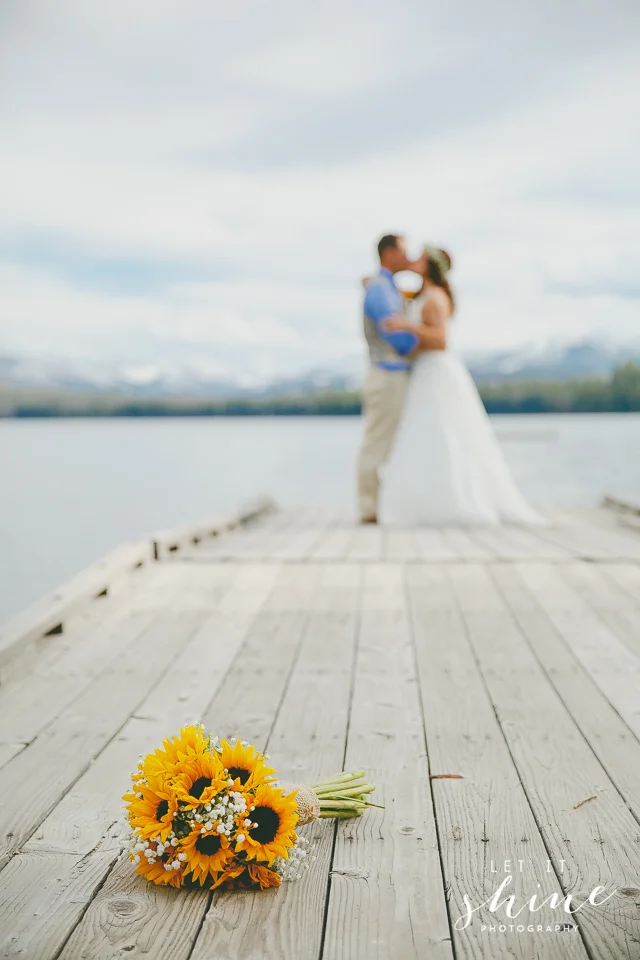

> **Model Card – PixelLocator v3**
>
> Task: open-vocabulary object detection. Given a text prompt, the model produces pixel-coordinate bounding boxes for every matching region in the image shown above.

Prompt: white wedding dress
[380,298,544,526]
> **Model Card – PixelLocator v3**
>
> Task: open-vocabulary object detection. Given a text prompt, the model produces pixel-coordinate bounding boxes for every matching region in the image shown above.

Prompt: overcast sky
[1,0,639,381]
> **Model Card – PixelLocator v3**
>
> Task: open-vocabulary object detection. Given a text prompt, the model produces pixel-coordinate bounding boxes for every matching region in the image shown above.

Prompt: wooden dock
[2,500,640,959]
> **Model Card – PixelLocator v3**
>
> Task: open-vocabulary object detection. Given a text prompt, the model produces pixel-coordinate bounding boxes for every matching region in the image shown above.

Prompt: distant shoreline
[1,361,639,417]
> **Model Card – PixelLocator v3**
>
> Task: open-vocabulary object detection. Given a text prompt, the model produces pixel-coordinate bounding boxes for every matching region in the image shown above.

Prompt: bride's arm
[415,291,449,351]
[382,298,447,351]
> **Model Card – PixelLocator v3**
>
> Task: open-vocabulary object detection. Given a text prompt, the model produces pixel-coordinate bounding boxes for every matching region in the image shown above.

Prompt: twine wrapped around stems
[284,771,382,824]
[282,784,321,825]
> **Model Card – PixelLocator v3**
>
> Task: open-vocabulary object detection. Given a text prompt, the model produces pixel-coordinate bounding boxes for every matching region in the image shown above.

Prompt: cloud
[1,0,639,378]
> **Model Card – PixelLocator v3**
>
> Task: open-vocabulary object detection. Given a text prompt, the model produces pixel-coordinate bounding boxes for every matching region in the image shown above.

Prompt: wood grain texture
[0,609,210,873]
[3,507,640,960]
[0,540,150,678]
[450,563,640,960]
[492,564,640,826]
[406,564,586,960]
[0,566,280,960]
[516,563,640,742]
[0,603,158,770]
[59,565,321,960]
[322,563,453,960]
[191,563,361,960]
[562,562,640,659]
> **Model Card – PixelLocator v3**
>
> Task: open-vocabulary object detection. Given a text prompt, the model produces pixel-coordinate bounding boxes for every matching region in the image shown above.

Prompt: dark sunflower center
[156,799,169,821]
[249,806,280,844]
[228,766,250,785]
[190,776,212,799]
[195,834,222,857]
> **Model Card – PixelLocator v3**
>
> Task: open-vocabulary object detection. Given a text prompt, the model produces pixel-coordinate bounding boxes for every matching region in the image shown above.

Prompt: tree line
[2,362,640,418]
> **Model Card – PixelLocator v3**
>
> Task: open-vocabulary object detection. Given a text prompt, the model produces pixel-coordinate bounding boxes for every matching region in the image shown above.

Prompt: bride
[379,246,544,526]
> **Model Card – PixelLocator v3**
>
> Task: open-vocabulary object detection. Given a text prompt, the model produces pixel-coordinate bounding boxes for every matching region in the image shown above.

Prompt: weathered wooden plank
[270,526,327,560]
[0,564,184,770]
[562,562,640,660]
[441,527,493,560]
[310,527,356,560]
[384,529,419,561]
[347,524,384,561]
[471,525,570,561]
[59,565,322,960]
[412,528,459,561]
[151,495,276,559]
[604,563,640,603]
[190,563,361,959]
[491,563,640,827]
[322,564,453,960]
[585,505,640,535]
[517,563,640,742]
[406,565,584,960]
[0,608,207,872]
[603,493,640,517]
[535,520,640,560]
[0,564,281,960]
[451,564,640,960]
[183,508,296,561]
[0,540,150,678]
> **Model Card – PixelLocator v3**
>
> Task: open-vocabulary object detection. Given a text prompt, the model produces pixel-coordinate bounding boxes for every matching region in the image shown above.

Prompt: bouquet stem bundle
[311,770,382,819]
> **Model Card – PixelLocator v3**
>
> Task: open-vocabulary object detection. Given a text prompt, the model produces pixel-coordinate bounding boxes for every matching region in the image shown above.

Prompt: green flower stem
[313,770,366,788]
[319,809,363,818]
[317,784,376,799]
[311,770,380,819]
[318,800,367,810]
[314,781,368,796]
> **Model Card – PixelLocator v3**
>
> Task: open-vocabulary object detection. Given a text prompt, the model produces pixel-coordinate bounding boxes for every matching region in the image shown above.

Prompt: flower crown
[423,244,450,277]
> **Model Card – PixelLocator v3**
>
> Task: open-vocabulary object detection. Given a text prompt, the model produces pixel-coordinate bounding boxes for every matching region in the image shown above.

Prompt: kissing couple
[357,234,543,527]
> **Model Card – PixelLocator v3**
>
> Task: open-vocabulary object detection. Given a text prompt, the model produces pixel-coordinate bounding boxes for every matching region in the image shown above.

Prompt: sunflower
[210,863,246,890]
[244,863,282,890]
[218,738,276,791]
[124,775,178,841]
[135,725,211,783]
[181,822,234,885]
[131,844,184,888]
[173,751,227,809]
[234,783,298,864]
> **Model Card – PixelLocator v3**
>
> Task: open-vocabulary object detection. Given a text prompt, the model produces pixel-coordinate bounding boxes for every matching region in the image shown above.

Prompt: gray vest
[363,277,408,367]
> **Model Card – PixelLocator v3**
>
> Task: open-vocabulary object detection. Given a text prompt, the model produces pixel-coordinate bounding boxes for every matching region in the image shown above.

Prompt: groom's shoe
[360,516,378,525]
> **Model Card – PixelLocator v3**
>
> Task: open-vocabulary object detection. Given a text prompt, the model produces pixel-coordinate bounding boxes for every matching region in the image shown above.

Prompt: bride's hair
[423,249,455,312]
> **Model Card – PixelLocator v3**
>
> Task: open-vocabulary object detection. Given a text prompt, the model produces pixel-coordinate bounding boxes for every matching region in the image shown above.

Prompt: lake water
[2,413,640,624]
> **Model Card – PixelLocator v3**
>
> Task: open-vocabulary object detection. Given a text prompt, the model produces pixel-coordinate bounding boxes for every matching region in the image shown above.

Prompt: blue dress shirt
[363,268,419,370]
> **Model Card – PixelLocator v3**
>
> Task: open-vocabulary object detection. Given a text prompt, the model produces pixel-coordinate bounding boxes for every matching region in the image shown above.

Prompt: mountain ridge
[2,337,640,400]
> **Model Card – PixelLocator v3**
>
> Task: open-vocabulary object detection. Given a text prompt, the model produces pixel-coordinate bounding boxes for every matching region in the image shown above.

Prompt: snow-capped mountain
[466,338,640,384]
[1,338,639,398]
[0,352,363,399]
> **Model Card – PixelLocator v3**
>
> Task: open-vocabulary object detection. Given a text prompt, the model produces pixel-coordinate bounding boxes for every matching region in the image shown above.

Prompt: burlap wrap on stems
[282,783,321,825]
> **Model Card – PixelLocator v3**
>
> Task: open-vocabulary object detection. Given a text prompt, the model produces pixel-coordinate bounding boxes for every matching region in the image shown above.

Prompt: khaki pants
[357,366,409,521]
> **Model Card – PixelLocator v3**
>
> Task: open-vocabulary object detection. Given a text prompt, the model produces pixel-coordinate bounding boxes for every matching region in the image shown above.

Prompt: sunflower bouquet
[123,724,378,891]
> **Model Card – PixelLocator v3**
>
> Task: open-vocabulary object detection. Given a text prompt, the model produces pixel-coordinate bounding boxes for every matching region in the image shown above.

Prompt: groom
[357,234,445,524]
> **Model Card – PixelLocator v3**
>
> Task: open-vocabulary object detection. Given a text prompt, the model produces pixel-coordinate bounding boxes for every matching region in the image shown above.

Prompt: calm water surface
[2,414,640,623]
